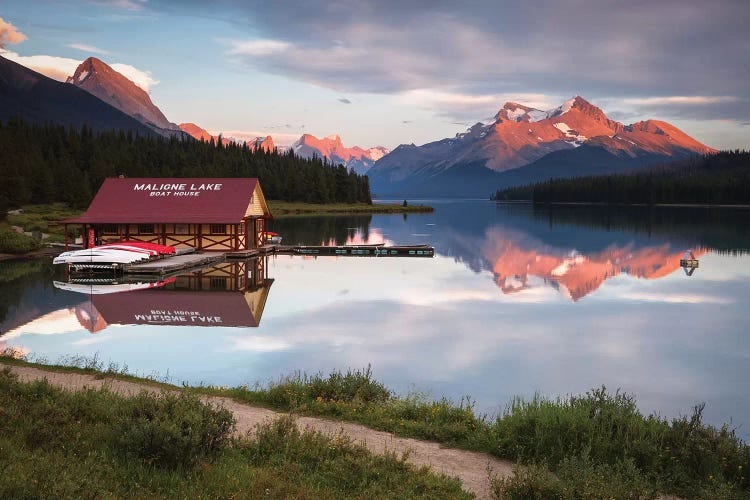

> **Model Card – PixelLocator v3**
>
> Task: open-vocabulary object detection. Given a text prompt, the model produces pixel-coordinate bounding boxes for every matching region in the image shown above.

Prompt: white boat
[53,280,168,294]
[95,244,158,256]
[53,248,150,265]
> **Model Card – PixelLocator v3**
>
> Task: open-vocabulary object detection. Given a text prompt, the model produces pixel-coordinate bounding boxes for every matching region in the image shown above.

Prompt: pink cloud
[0,17,26,48]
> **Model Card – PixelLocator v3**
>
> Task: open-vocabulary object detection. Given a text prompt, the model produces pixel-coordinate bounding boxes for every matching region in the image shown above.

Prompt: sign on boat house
[62,178,271,251]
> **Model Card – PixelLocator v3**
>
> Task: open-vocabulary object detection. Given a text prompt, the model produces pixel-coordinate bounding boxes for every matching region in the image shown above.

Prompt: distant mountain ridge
[66,57,187,139]
[368,96,715,196]
[0,54,156,136]
[178,123,275,151]
[291,134,389,174]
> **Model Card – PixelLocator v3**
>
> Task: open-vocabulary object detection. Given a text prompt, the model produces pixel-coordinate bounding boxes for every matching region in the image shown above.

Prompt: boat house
[62,178,271,251]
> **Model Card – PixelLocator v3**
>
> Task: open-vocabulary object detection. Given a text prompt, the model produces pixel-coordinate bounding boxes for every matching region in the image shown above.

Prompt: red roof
[64,178,261,224]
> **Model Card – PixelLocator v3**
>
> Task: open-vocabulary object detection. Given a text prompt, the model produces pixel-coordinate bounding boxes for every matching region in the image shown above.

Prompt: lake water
[2,201,749,438]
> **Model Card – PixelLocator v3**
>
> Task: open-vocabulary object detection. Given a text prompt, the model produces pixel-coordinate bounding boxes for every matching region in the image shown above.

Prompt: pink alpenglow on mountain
[253,135,275,152]
[178,123,239,146]
[291,134,390,175]
[66,57,180,135]
[368,96,716,195]
[178,122,213,141]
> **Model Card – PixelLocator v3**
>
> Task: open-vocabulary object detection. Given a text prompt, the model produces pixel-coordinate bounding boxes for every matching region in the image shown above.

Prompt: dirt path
[2,363,512,499]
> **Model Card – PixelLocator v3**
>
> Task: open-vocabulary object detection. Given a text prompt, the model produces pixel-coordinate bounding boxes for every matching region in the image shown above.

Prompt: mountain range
[1,54,717,195]
[291,134,389,175]
[368,96,715,197]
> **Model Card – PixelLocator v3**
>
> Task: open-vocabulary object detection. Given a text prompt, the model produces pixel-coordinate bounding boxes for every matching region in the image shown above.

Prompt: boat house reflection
[72,259,273,332]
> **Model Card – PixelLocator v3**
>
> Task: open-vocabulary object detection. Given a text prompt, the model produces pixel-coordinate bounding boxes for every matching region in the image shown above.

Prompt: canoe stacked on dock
[53,242,176,267]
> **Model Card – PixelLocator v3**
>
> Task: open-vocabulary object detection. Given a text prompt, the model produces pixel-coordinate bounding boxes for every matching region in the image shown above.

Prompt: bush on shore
[0,228,40,254]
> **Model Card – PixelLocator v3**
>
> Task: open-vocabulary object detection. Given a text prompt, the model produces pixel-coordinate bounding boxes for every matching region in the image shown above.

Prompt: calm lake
[2,201,749,438]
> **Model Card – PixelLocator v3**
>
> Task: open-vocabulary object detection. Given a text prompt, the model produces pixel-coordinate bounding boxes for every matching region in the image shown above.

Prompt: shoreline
[268,200,434,215]
[494,200,750,208]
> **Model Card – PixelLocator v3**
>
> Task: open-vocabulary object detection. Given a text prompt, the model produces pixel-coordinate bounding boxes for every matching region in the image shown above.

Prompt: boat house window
[138,224,155,234]
[175,224,189,235]
[210,224,226,235]
[101,224,119,235]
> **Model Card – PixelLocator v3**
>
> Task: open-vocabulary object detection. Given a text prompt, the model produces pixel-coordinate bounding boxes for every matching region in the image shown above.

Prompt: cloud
[0,17,27,48]
[69,42,111,55]
[110,63,158,92]
[0,50,80,81]
[623,96,740,106]
[395,89,561,122]
[88,0,146,10]
[337,98,351,104]
[207,0,750,125]
[2,50,158,92]
[229,39,290,56]
[208,130,300,148]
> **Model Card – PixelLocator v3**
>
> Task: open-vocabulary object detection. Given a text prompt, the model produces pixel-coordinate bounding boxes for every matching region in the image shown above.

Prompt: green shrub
[262,365,391,408]
[491,387,750,496]
[491,463,565,499]
[0,228,40,253]
[114,391,235,468]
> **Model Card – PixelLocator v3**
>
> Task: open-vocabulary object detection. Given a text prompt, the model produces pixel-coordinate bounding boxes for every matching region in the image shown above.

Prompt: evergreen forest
[0,118,372,210]
[492,151,750,205]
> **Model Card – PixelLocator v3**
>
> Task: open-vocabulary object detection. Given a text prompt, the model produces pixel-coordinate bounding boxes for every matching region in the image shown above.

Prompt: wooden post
[197,224,202,250]
[234,224,239,250]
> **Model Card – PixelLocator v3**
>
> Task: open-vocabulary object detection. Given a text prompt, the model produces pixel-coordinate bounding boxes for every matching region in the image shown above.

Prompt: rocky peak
[66,56,179,134]
[253,135,275,152]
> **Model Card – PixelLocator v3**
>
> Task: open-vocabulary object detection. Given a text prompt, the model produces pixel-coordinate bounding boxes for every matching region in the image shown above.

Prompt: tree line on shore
[0,118,372,210]
[492,150,750,205]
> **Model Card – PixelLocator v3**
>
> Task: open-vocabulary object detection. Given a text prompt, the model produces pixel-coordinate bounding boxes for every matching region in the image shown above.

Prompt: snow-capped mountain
[368,96,715,196]
[66,57,185,138]
[291,134,390,175]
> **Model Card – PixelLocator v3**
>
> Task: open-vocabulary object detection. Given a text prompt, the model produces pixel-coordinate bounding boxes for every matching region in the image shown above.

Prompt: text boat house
[62,178,271,251]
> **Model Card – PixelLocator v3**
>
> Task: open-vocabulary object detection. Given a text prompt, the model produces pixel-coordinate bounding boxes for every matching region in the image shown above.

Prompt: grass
[268,200,434,215]
[0,366,469,499]
[2,354,748,499]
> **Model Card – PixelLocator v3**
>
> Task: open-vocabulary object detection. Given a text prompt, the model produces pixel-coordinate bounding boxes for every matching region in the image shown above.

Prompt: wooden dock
[226,244,435,260]
[67,243,434,276]
[121,252,224,275]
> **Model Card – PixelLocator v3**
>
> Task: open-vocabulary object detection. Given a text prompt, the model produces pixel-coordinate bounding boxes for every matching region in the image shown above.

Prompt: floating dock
[225,244,434,260]
[67,243,435,276]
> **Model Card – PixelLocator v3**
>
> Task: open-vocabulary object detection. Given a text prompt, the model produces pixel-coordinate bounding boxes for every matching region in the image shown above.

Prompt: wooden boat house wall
[62,178,271,251]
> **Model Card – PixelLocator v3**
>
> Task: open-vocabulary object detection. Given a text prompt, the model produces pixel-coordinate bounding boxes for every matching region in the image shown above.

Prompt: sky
[1,0,749,149]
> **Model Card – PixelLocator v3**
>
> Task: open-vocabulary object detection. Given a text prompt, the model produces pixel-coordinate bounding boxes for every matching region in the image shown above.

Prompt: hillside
[493,151,750,205]
[0,55,155,137]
